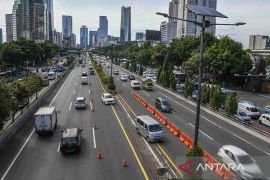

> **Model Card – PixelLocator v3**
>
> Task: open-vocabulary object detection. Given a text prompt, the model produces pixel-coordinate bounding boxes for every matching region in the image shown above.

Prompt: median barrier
[146,105,155,115]
[179,133,193,149]
[140,98,147,107]
[154,111,167,125]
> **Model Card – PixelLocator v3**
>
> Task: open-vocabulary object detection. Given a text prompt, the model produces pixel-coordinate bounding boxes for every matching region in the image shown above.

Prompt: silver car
[75,97,87,109]
[217,145,264,179]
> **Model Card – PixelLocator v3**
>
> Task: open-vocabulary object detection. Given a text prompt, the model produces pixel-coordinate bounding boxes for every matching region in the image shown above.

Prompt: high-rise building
[70,33,76,48]
[52,29,62,47]
[80,25,88,48]
[169,0,179,23]
[176,0,217,38]
[62,15,72,47]
[89,31,98,48]
[0,29,3,45]
[44,0,54,42]
[135,32,145,41]
[11,0,48,42]
[5,14,13,42]
[160,21,177,43]
[120,6,131,42]
[249,35,270,50]
[97,16,108,46]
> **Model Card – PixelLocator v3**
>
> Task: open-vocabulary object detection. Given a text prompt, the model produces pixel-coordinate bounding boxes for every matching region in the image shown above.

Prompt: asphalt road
[98,57,270,179]
[0,63,147,180]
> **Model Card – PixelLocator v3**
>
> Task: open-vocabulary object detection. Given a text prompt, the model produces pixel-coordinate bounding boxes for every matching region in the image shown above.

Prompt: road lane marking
[74,90,76,95]
[156,143,184,177]
[142,91,151,97]
[76,82,78,86]
[92,128,96,149]
[1,68,76,180]
[111,107,149,180]
[89,89,91,94]
[69,102,72,111]
[188,123,214,140]
[90,100,93,111]
[116,96,135,126]
[57,143,60,152]
[158,92,270,156]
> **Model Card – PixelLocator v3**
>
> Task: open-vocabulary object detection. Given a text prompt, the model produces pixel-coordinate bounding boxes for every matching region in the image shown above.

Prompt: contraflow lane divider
[131,90,236,180]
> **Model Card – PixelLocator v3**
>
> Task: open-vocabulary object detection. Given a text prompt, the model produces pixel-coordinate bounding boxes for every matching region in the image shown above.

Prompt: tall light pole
[156,5,245,147]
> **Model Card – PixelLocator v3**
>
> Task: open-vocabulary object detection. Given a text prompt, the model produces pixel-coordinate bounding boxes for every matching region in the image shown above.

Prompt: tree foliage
[225,92,238,114]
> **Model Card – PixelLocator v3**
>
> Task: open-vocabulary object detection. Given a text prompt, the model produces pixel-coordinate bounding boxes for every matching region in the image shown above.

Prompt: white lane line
[158,92,270,156]
[57,143,60,152]
[154,145,177,178]
[142,91,151,97]
[1,68,75,180]
[115,97,135,126]
[142,138,163,167]
[188,123,214,141]
[69,102,72,111]
[90,100,93,111]
[74,90,76,95]
[89,89,91,94]
[76,82,78,86]
[92,128,96,149]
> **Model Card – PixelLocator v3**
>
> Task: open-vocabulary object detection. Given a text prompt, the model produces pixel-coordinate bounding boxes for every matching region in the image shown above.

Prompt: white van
[47,72,56,80]
[130,80,140,90]
[135,115,164,142]
[34,106,58,135]
[259,114,270,127]
[238,102,260,119]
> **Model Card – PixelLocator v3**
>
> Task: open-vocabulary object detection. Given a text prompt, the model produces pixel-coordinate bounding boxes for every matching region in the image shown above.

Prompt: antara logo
[178,161,245,175]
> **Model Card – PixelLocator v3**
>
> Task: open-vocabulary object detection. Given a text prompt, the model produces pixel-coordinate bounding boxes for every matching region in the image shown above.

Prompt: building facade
[0,29,2,45]
[176,0,217,38]
[97,16,108,46]
[44,0,54,42]
[80,25,88,48]
[160,21,177,43]
[70,33,76,48]
[89,31,98,48]
[249,35,270,50]
[52,29,62,47]
[62,15,72,47]
[5,14,13,42]
[120,6,131,42]
[135,32,145,41]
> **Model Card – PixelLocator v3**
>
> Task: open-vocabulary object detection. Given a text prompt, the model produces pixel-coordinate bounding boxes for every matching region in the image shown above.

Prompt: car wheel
[259,120,262,124]
[77,147,81,153]
[136,128,140,135]
[146,136,151,143]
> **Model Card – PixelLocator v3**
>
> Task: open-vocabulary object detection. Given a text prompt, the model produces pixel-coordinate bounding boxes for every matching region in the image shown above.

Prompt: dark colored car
[42,77,49,86]
[60,128,82,154]
[129,75,135,80]
[155,98,172,113]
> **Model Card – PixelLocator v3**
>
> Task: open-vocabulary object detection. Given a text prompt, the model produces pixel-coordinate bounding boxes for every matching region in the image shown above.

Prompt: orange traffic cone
[93,122,97,129]
[97,150,102,159]
[122,159,128,168]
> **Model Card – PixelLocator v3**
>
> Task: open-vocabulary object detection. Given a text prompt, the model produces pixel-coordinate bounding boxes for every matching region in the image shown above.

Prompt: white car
[217,145,264,179]
[81,77,88,85]
[75,97,87,109]
[101,93,115,105]
[259,114,270,127]
[130,80,140,90]
[120,74,128,81]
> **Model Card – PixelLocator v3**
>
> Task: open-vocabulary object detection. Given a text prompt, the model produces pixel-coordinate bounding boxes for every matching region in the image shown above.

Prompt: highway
[97,55,270,179]
[0,61,148,180]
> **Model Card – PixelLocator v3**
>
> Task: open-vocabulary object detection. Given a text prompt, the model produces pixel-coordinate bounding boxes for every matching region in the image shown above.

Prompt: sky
[0,0,269,48]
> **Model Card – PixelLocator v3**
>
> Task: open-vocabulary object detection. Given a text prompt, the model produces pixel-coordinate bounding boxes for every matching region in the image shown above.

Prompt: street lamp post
[156,6,245,148]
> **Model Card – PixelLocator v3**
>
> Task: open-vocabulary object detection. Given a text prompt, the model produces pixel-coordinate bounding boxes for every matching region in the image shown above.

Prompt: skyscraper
[52,29,62,47]
[97,16,108,46]
[89,31,98,48]
[176,0,217,38]
[44,0,54,41]
[62,15,72,47]
[135,32,145,41]
[0,29,3,45]
[5,14,13,42]
[70,33,76,48]
[160,21,177,43]
[80,25,88,48]
[169,0,179,23]
[120,6,131,42]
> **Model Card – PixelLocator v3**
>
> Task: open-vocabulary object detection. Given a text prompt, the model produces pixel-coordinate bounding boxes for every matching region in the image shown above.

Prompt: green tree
[184,79,194,98]
[169,70,176,90]
[210,85,221,109]
[0,81,10,128]
[225,92,238,115]
[161,55,170,87]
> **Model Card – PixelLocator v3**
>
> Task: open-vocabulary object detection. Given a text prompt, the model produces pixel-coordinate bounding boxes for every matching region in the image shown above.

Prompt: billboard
[145,30,161,41]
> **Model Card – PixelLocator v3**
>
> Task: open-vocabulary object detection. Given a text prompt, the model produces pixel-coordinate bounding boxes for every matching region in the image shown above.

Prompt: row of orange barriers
[131,91,235,180]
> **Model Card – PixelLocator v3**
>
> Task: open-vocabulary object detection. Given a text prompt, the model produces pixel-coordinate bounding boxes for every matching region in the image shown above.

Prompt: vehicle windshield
[238,112,247,116]
[161,100,170,107]
[146,82,153,86]
[82,73,88,77]
[134,83,140,86]
[77,100,85,103]
[250,108,258,112]
[148,124,162,132]
[105,95,112,99]
[62,137,77,144]
[238,155,253,164]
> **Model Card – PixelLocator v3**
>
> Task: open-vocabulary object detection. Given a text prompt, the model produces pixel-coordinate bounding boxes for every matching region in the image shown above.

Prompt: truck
[142,78,153,91]
[34,106,58,135]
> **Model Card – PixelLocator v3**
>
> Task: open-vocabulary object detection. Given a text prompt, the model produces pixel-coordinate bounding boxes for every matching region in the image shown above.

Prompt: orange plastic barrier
[166,121,180,137]
[146,105,155,115]
[140,98,147,107]
[179,133,193,149]
[154,111,167,125]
